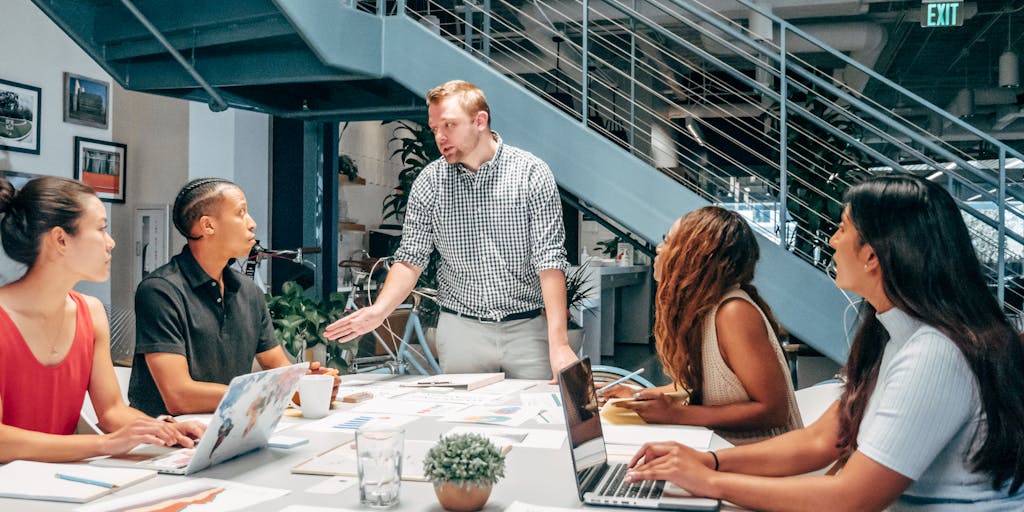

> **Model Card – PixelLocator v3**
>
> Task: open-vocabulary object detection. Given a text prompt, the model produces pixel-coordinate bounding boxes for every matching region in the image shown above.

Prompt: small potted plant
[423,433,507,511]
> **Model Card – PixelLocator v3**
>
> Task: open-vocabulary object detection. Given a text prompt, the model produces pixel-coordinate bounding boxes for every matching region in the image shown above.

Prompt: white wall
[336,121,403,285]
[1,1,268,308]
[110,86,190,310]
[189,104,271,282]
[0,0,118,302]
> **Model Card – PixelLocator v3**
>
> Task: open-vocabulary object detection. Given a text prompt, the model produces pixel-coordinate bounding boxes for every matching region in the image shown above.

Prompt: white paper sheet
[296,411,418,433]
[519,392,566,425]
[440,405,541,427]
[303,476,357,495]
[74,479,288,512]
[353,398,468,416]
[444,425,566,450]
[504,501,579,512]
[600,424,713,450]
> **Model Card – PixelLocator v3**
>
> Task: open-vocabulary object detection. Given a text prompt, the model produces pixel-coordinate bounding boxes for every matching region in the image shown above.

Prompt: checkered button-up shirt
[393,132,568,320]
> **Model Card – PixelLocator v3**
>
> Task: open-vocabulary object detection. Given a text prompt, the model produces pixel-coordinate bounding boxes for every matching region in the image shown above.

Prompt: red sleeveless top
[0,291,95,435]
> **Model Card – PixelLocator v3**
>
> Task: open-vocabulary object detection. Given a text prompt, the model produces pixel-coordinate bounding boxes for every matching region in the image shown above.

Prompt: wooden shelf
[339,222,366,232]
[339,176,366,186]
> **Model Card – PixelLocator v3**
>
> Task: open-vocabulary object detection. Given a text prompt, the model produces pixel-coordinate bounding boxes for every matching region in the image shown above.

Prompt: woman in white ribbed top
[607,206,802,444]
[624,176,1024,511]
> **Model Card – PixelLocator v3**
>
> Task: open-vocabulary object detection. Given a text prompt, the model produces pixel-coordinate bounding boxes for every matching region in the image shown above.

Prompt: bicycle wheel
[591,364,655,389]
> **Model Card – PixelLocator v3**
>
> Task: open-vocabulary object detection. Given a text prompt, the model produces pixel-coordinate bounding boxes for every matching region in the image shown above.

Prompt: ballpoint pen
[56,473,116,488]
[595,368,645,394]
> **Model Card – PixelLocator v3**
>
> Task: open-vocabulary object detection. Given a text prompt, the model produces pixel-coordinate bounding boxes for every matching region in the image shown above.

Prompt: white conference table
[2,376,735,512]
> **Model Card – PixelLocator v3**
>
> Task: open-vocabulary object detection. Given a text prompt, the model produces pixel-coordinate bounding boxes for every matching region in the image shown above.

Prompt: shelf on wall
[340,176,366,186]
[339,222,366,232]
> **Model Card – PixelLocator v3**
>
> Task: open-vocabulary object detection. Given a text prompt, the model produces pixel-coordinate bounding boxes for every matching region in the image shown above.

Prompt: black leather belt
[440,306,543,323]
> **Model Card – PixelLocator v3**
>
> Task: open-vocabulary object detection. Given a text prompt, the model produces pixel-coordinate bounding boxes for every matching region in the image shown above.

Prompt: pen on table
[56,473,116,489]
[595,368,645,394]
[537,410,550,424]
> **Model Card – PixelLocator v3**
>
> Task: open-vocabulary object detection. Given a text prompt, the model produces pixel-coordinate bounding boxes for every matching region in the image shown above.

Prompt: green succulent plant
[422,433,506,486]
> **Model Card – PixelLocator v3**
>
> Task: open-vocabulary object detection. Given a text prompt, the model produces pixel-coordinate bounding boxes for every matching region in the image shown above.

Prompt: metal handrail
[373,0,1024,311]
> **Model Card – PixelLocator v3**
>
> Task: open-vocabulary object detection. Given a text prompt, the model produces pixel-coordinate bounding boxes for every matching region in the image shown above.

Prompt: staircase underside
[33,0,854,362]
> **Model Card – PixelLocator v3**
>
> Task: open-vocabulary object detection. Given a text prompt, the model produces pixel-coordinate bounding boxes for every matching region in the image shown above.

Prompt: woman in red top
[0,176,204,462]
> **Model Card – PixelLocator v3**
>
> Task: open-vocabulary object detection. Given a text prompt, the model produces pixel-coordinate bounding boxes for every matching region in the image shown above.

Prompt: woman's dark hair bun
[0,178,16,215]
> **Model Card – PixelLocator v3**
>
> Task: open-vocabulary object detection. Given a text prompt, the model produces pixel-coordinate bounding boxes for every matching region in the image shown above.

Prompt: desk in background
[576,265,652,364]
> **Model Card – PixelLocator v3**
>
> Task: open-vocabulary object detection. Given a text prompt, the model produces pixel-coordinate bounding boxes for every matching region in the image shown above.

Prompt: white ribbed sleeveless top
[700,287,803,445]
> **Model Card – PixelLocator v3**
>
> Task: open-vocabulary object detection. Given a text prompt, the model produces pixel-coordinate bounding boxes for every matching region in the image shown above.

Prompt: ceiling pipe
[944,87,1020,125]
[489,0,874,75]
[118,0,229,112]
[699,21,887,94]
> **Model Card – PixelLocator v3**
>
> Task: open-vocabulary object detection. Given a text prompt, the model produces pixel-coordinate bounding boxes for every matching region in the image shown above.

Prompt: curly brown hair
[654,206,780,405]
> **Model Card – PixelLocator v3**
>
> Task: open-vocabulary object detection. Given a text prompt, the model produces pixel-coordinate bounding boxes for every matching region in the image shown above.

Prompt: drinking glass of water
[356,426,404,508]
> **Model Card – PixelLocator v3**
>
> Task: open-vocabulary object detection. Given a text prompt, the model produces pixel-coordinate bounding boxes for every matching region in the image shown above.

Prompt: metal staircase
[29,0,1024,363]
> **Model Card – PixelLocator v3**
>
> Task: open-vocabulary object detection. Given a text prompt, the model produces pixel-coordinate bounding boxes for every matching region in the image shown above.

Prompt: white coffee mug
[296,374,334,419]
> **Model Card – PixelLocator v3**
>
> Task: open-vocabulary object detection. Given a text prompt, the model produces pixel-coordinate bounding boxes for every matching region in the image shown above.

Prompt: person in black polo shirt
[128,178,339,417]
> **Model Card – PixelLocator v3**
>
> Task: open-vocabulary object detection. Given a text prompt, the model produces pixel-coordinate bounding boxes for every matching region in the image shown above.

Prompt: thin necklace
[44,300,68,357]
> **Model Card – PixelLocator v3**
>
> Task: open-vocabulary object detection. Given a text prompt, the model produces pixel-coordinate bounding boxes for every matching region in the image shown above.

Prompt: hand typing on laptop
[101,417,206,455]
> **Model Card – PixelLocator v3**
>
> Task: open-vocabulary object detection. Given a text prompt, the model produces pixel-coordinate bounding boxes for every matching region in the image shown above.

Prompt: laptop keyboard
[595,463,665,500]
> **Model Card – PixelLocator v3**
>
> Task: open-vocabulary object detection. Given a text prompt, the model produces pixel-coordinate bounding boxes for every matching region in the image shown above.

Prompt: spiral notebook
[0,461,155,503]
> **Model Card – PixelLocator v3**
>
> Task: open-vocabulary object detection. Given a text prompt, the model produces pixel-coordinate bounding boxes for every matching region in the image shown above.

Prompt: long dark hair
[654,206,780,405]
[836,175,1024,492]
[0,176,96,267]
[172,177,236,240]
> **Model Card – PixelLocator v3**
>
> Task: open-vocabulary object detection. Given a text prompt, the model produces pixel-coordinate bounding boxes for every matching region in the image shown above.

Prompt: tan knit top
[700,287,803,445]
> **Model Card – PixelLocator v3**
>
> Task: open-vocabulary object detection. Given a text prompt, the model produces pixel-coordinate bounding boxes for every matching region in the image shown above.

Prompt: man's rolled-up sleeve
[527,161,568,274]
[392,168,436,270]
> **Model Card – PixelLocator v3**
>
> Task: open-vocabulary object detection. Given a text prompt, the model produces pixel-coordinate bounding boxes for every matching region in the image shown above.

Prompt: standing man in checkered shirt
[324,80,577,381]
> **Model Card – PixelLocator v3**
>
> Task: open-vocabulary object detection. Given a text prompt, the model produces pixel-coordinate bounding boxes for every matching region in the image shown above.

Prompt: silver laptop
[557,358,720,510]
[92,363,308,475]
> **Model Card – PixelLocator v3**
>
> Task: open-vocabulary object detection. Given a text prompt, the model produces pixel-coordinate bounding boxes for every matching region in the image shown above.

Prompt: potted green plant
[265,281,354,371]
[423,433,507,511]
[565,261,595,354]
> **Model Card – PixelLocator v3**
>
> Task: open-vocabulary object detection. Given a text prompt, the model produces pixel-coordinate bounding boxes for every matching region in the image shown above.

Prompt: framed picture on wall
[74,136,126,203]
[63,72,109,129]
[0,78,41,155]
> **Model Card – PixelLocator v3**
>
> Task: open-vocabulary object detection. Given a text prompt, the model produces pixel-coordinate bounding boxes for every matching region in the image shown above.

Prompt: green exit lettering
[921,1,963,27]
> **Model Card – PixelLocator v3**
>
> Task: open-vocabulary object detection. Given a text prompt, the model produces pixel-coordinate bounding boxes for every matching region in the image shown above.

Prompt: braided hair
[172,177,236,240]
[0,176,96,267]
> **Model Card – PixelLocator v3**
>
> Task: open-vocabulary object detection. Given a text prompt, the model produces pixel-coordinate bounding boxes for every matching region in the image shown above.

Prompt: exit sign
[921,0,964,27]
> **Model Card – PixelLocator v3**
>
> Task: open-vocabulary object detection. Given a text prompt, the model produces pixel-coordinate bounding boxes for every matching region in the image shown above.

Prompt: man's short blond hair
[426,80,490,124]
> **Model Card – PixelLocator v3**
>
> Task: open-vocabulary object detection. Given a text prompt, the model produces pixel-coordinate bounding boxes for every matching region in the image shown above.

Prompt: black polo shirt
[128,246,278,416]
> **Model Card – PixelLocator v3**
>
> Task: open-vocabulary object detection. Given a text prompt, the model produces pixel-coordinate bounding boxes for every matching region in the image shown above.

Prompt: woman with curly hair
[606,206,802,445]
[624,176,1024,510]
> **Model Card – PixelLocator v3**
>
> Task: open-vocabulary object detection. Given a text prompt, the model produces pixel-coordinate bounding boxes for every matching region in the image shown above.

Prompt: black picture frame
[0,78,42,155]
[74,136,126,203]
[63,72,109,129]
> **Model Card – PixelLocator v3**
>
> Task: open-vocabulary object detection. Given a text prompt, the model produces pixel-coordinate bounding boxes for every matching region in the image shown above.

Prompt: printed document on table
[393,390,506,405]
[296,411,418,433]
[74,478,288,512]
[444,425,566,450]
[353,398,468,416]
[601,424,713,450]
[505,501,579,512]
[291,439,433,481]
[440,405,541,427]
[520,391,566,425]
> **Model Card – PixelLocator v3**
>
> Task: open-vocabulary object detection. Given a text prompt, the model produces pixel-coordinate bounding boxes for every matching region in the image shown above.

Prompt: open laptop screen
[558,358,608,492]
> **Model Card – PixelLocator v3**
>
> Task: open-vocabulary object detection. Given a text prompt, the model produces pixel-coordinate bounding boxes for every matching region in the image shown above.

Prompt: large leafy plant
[384,120,443,327]
[422,433,506,486]
[383,120,441,223]
[266,281,354,370]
